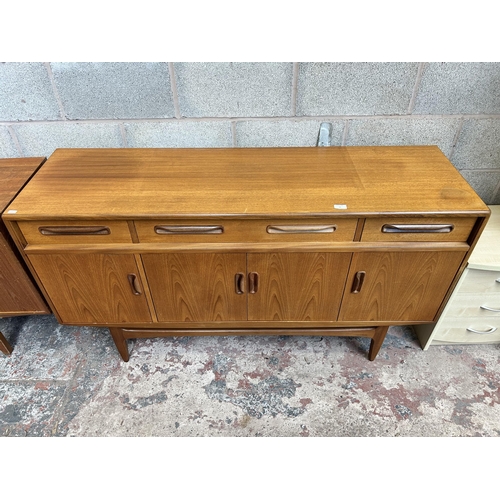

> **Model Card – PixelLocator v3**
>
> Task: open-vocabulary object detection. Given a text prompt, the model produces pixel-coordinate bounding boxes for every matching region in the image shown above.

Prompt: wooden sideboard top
[2,147,489,219]
[0,157,46,212]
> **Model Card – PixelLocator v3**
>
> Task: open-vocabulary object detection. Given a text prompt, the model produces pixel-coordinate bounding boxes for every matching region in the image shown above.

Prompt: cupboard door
[247,253,352,321]
[142,253,247,322]
[28,253,152,324]
[339,251,466,322]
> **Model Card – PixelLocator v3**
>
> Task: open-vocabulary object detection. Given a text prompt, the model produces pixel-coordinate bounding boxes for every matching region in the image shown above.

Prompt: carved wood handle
[127,274,142,296]
[39,226,111,235]
[351,271,366,293]
[381,224,454,234]
[235,273,245,294]
[267,225,336,234]
[248,272,259,294]
[154,225,223,235]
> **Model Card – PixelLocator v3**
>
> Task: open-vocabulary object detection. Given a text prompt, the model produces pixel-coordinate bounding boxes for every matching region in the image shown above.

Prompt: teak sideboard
[1,146,490,361]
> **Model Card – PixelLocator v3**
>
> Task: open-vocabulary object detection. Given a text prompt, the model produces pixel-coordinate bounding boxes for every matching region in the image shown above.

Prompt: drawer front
[361,217,476,242]
[18,220,133,245]
[433,317,500,344]
[442,293,500,317]
[135,218,358,243]
[456,269,500,294]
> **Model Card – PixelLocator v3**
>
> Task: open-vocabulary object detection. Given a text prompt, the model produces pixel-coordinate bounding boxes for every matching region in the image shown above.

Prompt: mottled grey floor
[1,314,499,437]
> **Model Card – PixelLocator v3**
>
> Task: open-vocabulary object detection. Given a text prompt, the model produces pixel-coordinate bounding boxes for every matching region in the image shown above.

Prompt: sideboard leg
[0,331,13,356]
[368,326,389,361]
[109,327,130,362]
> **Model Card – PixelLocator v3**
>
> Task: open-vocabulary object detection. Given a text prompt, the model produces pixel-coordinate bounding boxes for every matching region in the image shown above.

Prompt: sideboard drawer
[361,217,476,242]
[18,220,133,245]
[135,218,357,243]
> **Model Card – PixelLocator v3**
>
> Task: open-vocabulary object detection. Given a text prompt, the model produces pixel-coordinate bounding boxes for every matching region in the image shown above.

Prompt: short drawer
[456,269,500,294]
[134,218,358,243]
[18,220,133,245]
[432,317,500,344]
[361,217,476,242]
[442,293,500,317]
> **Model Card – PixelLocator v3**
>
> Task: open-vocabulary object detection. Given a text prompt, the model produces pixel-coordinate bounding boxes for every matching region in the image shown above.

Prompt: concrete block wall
[1,62,499,204]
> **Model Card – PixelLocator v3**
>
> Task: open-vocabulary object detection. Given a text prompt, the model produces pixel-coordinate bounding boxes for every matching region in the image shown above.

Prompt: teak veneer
[2,146,490,361]
[0,157,50,355]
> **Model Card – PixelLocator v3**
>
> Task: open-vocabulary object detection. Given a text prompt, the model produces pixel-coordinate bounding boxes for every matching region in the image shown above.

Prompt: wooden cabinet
[0,158,50,355]
[2,146,490,361]
[416,205,500,348]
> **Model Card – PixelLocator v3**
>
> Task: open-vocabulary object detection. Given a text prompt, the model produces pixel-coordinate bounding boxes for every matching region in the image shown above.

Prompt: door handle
[235,273,245,294]
[351,271,366,293]
[127,273,142,296]
[248,272,259,294]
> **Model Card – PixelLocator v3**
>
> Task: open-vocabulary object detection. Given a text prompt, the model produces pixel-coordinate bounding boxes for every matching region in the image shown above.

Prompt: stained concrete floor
[1,314,500,437]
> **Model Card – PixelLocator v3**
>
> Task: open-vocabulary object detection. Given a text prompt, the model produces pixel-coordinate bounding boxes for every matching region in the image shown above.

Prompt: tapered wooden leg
[368,326,389,361]
[0,331,13,356]
[109,327,130,362]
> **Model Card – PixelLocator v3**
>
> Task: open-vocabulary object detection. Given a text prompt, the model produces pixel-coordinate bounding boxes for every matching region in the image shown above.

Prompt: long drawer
[456,268,500,294]
[134,218,358,243]
[432,317,500,343]
[442,293,500,317]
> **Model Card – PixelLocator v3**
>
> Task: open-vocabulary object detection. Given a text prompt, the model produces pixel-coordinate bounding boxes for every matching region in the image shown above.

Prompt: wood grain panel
[142,253,247,322]
[339,251,466,322]
[2,147,489,220]
[0,232,48,313]
[361,217,476,242]
[27,253,152,324]
[18,220,133,245]
[247,253,352,321]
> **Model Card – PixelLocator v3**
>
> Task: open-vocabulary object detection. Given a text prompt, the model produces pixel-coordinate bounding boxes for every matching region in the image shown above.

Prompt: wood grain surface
[27,253,152,324]
[142,253,247,322]
[2,147,489,219]
[338,251,467,322]
[247,252,352,321]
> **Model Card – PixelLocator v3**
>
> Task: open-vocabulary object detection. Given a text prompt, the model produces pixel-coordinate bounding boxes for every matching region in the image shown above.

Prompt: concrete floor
[1,314,499,437]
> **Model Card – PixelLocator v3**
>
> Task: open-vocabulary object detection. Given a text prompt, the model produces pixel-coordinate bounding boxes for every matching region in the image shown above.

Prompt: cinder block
[459,169,500,204]
[51,62,175,119]
[235,120,344,147]
[13,122,124,157]
[297,62,419,116]
[0,62,60,121]
[0,126,19,157]
[346,117,461,157]
[175,63,293,117]
[124,120,233,148]
[414,63,500,114]
[452,119,500,170]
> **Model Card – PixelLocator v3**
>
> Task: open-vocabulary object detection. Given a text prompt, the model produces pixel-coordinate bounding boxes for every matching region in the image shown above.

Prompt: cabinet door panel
[142,253,247,322]
[339,251,466,322]
[248,253,351,321]
[28,253,152,324]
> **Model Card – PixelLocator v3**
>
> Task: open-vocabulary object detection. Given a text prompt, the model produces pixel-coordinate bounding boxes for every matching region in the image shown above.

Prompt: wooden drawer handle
[39,226,111,236]
[127,274,142,296]
[248,272,259,294]
[235,273,245,295]
[154,225,223,235]
[466,326,497,334]
[381,224,454,234]
[480,305,500,313]
[351,271,366,293]
[267,224,336,234]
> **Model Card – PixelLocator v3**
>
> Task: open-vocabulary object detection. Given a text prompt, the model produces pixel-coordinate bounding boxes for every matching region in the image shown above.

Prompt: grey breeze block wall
[1,62,500,204]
